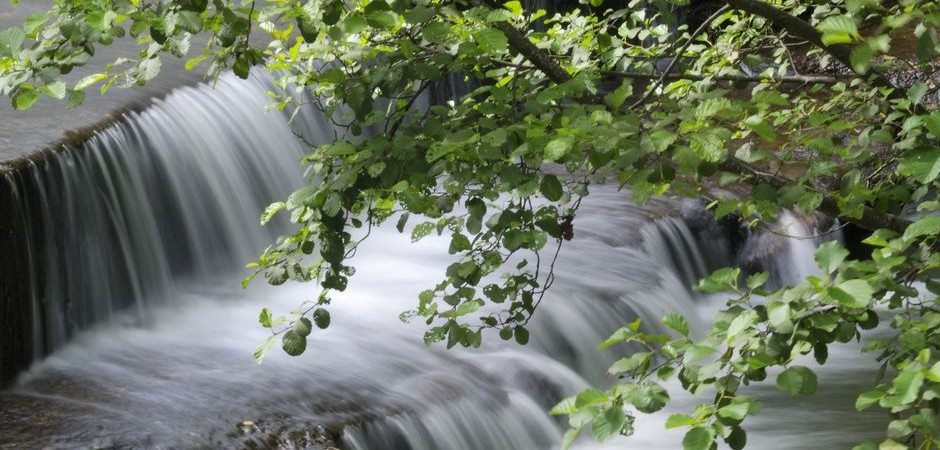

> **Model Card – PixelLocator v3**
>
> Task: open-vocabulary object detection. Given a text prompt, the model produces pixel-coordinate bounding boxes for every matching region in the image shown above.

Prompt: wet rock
[226,414,344,450]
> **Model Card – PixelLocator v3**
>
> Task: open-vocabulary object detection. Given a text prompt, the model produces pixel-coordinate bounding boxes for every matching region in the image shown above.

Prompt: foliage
[2,0,939,448]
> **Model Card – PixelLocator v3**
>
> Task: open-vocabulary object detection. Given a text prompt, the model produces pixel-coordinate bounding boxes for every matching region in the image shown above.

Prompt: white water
[0,73,886,449]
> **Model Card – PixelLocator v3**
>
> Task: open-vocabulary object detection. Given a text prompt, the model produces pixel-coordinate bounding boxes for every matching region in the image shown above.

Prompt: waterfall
[0,71,885,449]
[736,210,838,288]
[1,72,308,377]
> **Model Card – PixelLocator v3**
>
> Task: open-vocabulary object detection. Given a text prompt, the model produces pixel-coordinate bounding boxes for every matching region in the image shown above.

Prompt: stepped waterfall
[0,73,885,449]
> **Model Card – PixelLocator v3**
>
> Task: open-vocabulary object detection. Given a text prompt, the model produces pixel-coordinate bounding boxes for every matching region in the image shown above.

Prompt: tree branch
[630,5,731,109]
[488,21,604,104]
[482,54,843,84]
[491,22,570,85]
[720,157,911,233]
[473,2,910,234]
[723,0,906,100]
[599,70,842,84]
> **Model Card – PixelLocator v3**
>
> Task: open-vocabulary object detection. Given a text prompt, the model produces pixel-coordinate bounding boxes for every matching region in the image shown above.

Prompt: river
[0,68,889,449]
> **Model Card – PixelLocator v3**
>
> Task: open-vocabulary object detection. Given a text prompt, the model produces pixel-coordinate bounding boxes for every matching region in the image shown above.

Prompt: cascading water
[0,72,885,449]
[735,211,842,288]
[2,73,309,366]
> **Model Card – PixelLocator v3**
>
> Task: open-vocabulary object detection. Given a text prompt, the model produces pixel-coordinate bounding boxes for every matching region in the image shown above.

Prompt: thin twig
[629,5,731,109]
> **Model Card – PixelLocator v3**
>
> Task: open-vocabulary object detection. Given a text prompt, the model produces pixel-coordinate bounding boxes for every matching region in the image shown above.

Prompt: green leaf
[421,21,450,43]
[850,43,874,73]
[815,240,849,274]
[924,111,940,138]
[549,396,576,415]
[177,11,204,34]
[293,317,313,337]
[560,425,583,450]
[0,27,25,57]
[474,27,508,53]
[604,80,633,108]
[697,267,740,292]
[662,313,689,337]
[683,427,715,450]
[897,147,940,184]
[908,82,928,106]
[75,73,108,91]
[598,327,638,349]
[665,413,696,429]
[916,26,939,61]
[575,388,608,408]
[313,308,331,329]
[259,308,273,328]
[440,299,482,318]
[746,271,769,289]
[591,407,625,442]
[727,310,757,343]
[67,89,85,109]
[404,6,435,24]
[540,174,564,202]
[927,361,940,382]
[862,229,898,247]
[903,216,940,241]
[12,89,39,110]
[366,10,399,28]
[233,57,250,79]
[281,330,307,356]
[828,279,874,309]
[412,222,435,241]
[878,439,908,450]
[545,137,573,162]
[180,0,209,12]
[725,426,747,450]
[743,115,777,141]
[265,264,289,285]
[717,396,758,421]
[253,334,278,363]
[40,81,66,100]
[504,0,523,16]
[767,300,792,331]
[86,10,117,31]
[628,383,670,413]
[856,387,887,411]
[734,144,770,163]
[649,129,677,152]
[499,326,513,340]
[817,15,859,45]
[23,12,53,37]
[260,202,286,225]
[891,370,924,405]
[814,342,829,365]
[608,352,651,374]
[776,365,818,395]
[683,344,717,363]
[185,55,208,71]
[514,326,529,345]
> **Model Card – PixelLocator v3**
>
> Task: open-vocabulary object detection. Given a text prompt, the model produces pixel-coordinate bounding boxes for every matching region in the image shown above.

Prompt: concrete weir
[0,72,315,388]
[0,106,146,387]
[0,171,33,386]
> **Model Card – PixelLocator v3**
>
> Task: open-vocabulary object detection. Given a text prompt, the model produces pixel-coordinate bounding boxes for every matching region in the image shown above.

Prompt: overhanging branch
[721,158,911,233]
[476,3,911,234]
[723,0,909,102]
[490,22,604,104]
[483,56,843,84]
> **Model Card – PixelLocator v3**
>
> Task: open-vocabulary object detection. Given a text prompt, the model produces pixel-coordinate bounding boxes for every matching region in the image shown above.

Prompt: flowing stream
[0,72,887,449]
